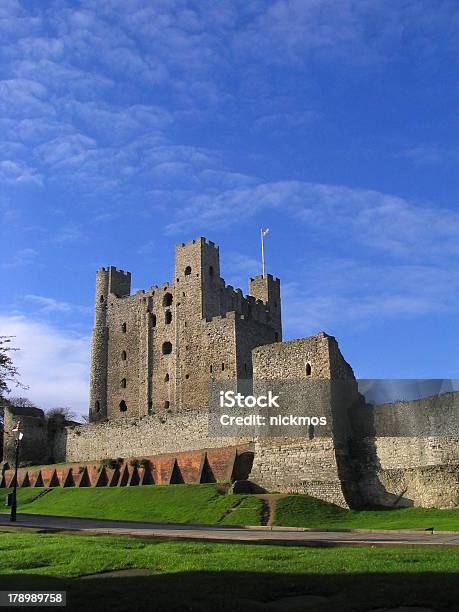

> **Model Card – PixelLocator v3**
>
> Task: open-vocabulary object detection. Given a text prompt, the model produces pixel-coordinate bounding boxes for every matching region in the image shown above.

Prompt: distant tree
[46,406,77,422]
[7,396,37,409]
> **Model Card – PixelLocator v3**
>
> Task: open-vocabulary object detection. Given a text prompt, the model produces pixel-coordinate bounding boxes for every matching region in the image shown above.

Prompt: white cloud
[233,0,459,66]
[0,159,42,185]
[397,145,458,166]
[0,314,89,415]
[165,179,459,260]
[2,247,38,268]
[24,295,91,316]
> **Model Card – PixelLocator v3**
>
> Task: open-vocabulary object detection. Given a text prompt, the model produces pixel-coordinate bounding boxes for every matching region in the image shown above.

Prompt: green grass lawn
[273,495,459,531]
[2,485,458,531]
[1,485,264,526]
[0,530,457,611]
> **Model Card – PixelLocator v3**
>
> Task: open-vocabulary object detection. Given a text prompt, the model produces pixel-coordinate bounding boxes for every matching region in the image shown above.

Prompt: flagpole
[261,228,266,278]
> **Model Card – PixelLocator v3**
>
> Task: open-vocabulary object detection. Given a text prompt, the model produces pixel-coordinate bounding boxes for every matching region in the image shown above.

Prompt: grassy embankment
[2,485,458,530]
[272,494,459,531]
[2,485,262,526]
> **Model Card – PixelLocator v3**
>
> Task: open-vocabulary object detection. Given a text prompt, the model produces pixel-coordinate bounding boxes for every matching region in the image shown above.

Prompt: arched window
[165,310,172,324]
[95,400,101,413]
[306,362,312,376]
[121,322,127,333]
[163,293,173,307]
[119,400,127,412]
[121,350,127,361]
[120,378,127,388]
[165,373,170,382]
[209,265,214,276]
[162,341,172,355]
[184,266,192,275]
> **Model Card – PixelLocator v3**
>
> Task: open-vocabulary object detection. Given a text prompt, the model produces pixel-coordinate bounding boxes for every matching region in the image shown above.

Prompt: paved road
[1,513,458,546]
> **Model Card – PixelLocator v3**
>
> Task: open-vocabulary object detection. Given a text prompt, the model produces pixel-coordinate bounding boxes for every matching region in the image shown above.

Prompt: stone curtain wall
[349,392,459,507]
[351,392,459,439]
[2,406,49,465]
[54,411,252,463]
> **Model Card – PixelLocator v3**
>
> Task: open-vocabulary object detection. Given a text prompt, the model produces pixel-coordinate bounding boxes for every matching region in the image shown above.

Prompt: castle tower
[174,238,221,320]
[249,274,282,341]
[173,238,222,410]
[89,266,131,421]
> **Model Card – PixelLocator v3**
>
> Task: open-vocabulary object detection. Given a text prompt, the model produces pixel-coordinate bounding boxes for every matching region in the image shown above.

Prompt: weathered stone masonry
[2,237,458,509]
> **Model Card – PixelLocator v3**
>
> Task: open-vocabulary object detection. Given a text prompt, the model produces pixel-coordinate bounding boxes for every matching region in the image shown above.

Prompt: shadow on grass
[0,570,457,611]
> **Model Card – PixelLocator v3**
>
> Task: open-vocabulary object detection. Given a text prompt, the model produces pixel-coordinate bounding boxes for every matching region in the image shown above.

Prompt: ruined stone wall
[249,333,360,507]
[351,392,459,439]
[349,393,459,508]
[253,333,335,380]
[2,406,49,465]
[53,411,251,463]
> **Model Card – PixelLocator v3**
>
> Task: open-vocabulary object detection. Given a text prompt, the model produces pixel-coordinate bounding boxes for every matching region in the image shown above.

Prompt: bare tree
[0,336,25,399]
[1,336,27,454]
[7,397,37,409]
[46,406,77,422]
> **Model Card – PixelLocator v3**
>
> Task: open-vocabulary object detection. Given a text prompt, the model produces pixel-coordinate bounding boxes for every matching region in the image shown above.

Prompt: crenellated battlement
[178,237,219,249]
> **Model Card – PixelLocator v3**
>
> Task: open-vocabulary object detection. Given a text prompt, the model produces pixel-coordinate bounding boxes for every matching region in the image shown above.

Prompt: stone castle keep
[2,237,458,509]
[90,237,281,421]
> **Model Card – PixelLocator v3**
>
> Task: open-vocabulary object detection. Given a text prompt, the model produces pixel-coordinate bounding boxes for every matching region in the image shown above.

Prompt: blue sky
[1,0,459,414]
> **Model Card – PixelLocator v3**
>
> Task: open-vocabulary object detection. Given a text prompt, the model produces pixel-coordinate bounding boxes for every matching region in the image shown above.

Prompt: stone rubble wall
[54,411,252,463]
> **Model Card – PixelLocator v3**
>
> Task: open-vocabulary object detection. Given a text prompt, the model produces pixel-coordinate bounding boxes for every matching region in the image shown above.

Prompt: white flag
[261,228,270,237]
